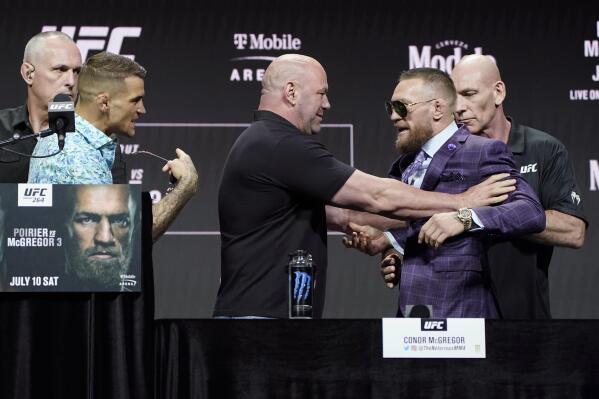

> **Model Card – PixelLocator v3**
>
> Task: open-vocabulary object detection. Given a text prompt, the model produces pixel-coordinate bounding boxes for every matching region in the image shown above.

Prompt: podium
[0,190,154,399]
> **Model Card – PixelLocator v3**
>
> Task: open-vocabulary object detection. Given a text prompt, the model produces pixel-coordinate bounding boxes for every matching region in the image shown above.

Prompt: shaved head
[261,54,323,95]
[451,54,508,138]
[452,55,502,87]
[23,31,77,64]
[259,54,330,134]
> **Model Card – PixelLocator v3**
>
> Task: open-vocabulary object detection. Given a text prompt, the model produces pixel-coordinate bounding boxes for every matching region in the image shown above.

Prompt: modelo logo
[41,26,142,60]
[421,319,447,331]
[409,40,495,73]
[18,184,53,207]
[49,103,74,111]
[233,33,301,50]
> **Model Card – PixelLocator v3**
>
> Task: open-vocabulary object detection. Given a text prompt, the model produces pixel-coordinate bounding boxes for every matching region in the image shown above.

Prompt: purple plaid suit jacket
[388,125,545,318]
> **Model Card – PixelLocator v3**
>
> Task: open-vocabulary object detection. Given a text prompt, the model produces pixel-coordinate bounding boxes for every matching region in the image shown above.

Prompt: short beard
[395,121,433,154]
[66,246,131,290]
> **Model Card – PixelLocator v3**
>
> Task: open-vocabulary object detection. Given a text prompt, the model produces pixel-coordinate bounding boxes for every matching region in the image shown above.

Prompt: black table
[155,319,599,399]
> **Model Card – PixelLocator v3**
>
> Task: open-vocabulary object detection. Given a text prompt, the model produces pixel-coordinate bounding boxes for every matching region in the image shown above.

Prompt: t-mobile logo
[233,34,248,49]
[41,26,142,60]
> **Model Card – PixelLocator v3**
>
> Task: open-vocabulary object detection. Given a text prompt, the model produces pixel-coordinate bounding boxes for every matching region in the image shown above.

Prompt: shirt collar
[506,116,525,154]
[254,110,298,130]
[11,104,31,130]
[75,113,114,149]
[421,120,459,158]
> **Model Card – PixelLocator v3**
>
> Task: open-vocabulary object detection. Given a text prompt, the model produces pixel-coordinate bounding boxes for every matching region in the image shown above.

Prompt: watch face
[457,208,472,229]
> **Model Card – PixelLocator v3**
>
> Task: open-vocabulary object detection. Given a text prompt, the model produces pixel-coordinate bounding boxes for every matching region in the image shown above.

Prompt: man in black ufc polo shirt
[451,55,588,318]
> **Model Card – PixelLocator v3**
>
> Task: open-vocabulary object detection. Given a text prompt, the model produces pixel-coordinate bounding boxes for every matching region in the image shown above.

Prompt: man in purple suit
[350,68,545,318]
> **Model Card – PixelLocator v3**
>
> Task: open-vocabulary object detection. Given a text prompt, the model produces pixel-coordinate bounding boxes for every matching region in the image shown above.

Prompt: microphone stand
[0,129,54,149]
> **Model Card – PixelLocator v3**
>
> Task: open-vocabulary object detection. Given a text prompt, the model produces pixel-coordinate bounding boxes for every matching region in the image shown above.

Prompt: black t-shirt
[487,118,587,319]
[0,104,127,183]
[215,110,355,318]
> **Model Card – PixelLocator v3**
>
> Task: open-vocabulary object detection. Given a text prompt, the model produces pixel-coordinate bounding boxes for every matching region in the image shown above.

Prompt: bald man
[451,55,587,318]
[0,31,127,183]
[215,54,516,318]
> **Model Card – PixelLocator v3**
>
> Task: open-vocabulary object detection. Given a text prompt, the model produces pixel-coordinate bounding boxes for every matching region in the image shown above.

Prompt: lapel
[420,125,469,191]
[388,151,417,180]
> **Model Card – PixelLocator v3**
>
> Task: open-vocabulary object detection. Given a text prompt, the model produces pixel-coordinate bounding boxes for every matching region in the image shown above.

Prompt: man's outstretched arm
[329,170,515,221]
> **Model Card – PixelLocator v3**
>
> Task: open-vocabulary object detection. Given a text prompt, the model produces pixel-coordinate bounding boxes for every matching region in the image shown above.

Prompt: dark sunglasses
[385,98,437,117]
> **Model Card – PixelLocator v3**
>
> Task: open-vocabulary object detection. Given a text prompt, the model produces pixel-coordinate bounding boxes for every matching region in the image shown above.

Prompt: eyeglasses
[385,98,437,118]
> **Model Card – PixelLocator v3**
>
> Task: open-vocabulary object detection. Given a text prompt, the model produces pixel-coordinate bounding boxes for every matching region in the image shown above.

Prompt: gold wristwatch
[456,208,473,230]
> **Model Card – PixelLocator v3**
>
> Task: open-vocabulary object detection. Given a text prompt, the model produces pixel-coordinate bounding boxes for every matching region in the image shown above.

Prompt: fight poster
[0,184,141,292]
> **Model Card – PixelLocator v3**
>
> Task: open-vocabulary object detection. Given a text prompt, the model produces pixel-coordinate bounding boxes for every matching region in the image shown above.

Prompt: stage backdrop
[0,0,597,318]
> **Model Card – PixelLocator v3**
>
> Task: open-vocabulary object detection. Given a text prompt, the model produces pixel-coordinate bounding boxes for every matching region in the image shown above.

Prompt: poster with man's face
[0,184,141,292]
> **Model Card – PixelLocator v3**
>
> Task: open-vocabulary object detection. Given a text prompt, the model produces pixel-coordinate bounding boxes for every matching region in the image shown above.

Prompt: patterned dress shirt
[28,114,116,184]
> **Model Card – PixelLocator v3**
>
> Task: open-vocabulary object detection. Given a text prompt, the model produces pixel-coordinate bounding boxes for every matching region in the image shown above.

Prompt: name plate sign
[382,318,486,358]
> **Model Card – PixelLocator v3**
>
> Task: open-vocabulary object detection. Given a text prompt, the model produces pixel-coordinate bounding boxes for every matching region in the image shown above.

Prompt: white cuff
[384,231,405,255]
[470,210,485,231]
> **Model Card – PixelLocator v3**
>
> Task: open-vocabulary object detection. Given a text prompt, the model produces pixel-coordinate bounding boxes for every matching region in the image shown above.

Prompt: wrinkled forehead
[73,186,130,214]
[451,65,487,91]
[33,38,81,66]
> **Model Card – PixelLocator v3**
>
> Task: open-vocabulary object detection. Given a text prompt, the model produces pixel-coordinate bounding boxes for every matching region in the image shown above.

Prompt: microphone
[407,304,431,318]
[48,93,75,151]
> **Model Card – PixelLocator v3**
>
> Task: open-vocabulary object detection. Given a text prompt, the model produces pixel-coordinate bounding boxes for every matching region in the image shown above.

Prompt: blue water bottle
[288,250,314,319]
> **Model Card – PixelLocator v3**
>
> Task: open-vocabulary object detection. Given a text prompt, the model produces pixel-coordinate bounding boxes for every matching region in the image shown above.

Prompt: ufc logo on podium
[421,319,447,331]
[41,26,142,60]
[48,103,74,111]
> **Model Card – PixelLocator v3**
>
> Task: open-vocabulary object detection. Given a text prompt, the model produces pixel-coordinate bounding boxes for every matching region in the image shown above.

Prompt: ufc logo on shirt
[520,163,538,174]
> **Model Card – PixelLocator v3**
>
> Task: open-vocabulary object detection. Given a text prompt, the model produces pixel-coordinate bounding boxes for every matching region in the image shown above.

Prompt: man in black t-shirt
[0,31,127,183]
[216,54,518,318]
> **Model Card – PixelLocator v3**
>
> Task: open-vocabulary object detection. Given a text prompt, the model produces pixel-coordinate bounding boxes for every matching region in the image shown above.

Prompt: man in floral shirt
[29,51,199,242]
